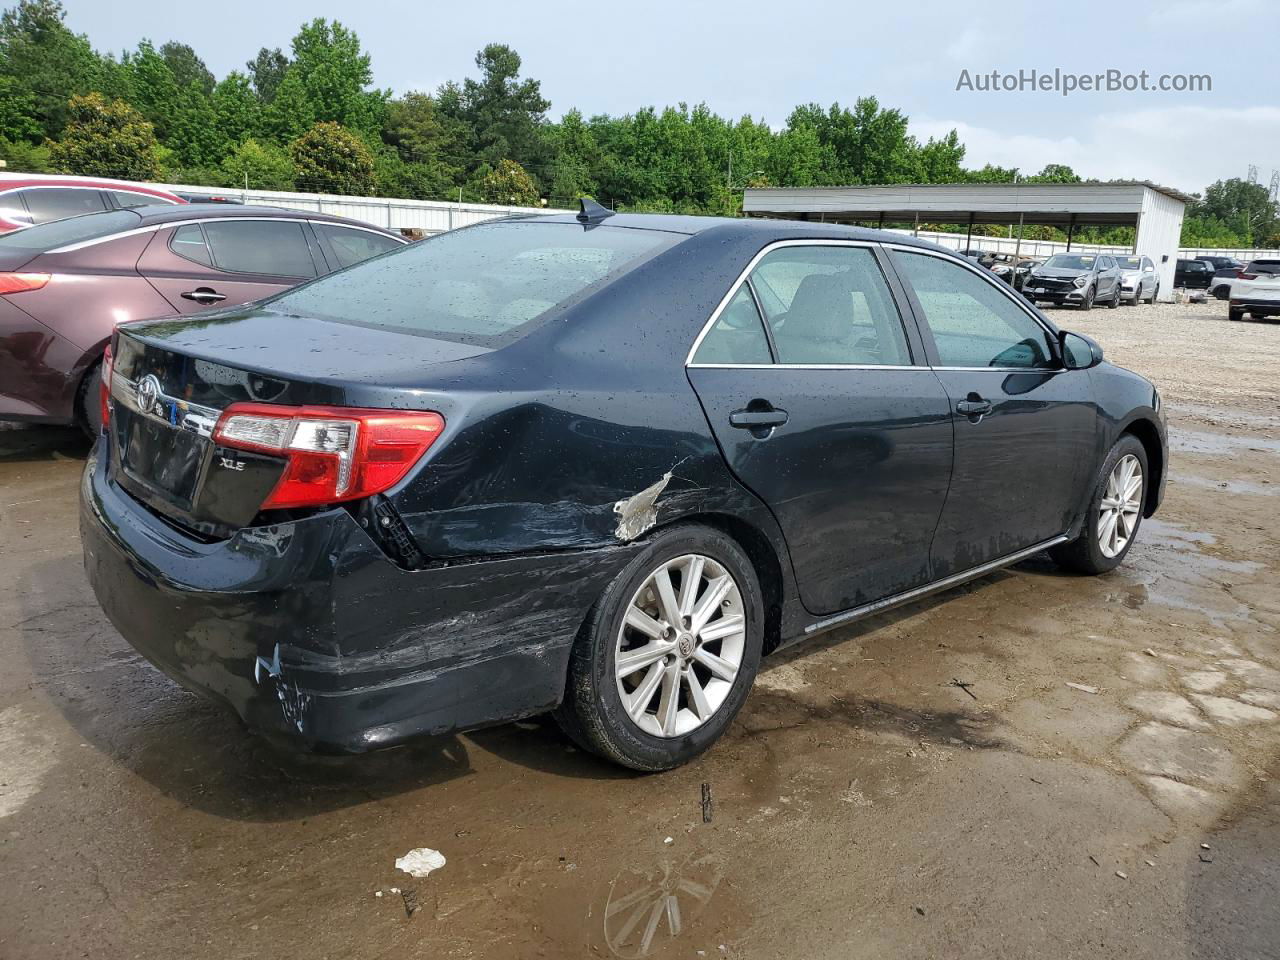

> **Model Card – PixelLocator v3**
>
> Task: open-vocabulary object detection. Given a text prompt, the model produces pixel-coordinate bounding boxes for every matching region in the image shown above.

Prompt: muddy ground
[1,299,1278,960]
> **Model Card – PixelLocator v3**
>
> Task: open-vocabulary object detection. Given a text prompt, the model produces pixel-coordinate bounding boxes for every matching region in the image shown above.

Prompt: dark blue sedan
[81,202,1167,770]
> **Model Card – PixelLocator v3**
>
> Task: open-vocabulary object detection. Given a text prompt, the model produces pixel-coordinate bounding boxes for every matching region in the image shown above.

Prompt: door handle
[181,287,226,304]
[956,397,992,418]
[729,408,789,429]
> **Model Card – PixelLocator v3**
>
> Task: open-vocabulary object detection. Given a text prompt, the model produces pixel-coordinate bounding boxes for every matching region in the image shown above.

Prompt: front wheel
[1108,284,1121,308]
[555,524,764,770]
[1228,305,1245,321]
[1145,283,1159,305]
[1050,435,1148,575]
[1080,287,1094,311]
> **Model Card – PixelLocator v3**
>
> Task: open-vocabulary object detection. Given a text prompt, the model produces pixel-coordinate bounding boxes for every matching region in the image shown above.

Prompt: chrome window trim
[684,238,912,369]
[46,217,404,255]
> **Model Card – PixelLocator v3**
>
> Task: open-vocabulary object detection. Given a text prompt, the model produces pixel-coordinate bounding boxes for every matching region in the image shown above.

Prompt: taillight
[0,272,50,295]
[212,403,444,509]
[1238,271,1257,280]
[98,343,113,429]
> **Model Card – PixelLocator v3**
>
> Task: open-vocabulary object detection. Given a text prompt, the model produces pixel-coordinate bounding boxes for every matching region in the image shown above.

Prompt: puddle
[1120,519,1263,624]
[1173,474,1278,497]
[1168,402,1280,432]
[1169,428,1280,458]
[600,853,725,958]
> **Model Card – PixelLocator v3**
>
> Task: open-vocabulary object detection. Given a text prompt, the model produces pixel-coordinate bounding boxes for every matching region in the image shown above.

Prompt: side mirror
[1060,330,1103,369]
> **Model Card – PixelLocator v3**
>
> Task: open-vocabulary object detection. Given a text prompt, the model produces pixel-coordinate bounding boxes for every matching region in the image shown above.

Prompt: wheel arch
[1120,417,1163,516]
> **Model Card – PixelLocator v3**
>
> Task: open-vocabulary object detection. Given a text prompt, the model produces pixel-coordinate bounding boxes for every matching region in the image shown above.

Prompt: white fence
[155,181,574,235]
[156,182,1278,260]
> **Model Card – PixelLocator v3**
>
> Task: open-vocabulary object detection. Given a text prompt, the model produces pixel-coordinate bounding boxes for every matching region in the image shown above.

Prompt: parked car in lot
[990,256,1041,291]
[1114,254,1160,304]
[0,204,405,434]
[1208,266,1239,300]
[1194,254,1243,275]
[1228,258,1280,320]
[1024,253,1123,309]
[80,210,1168,770]
[0,173,184,232]
[1174,257,1214,289]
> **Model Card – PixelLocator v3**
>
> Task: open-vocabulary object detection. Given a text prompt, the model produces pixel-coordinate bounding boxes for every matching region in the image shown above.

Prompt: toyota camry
[81,202,1167,770]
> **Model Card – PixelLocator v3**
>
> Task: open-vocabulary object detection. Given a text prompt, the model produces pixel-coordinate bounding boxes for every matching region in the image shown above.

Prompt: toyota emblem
[136,374,162,416]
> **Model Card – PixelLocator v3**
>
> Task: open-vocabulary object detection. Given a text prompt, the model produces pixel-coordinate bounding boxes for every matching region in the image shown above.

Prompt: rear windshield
[1246,260,1280,274]
[1043,255,1095,270]
[269,220,681,345]
[0,208,140,252]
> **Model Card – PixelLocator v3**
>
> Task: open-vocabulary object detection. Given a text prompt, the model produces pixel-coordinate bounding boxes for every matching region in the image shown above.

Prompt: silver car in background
[1115,254,1160,305]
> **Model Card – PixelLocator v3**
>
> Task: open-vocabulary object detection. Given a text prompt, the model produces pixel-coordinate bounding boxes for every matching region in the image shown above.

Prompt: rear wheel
[555,524,764,770]
[1228,306,1245,321]
[75,359,103,439]
[1050,435,1148,575]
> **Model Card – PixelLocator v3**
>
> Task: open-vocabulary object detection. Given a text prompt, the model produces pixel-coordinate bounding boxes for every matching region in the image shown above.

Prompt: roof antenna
[577,197,614,224]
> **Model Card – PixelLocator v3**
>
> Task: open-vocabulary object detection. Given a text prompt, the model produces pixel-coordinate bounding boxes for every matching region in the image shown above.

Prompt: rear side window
[896,251,1055,369]
[316,224,402,268]
[270,221,678,346]
[170,224,213,266]
[202,220,316,277]
[1246,260,1280,275]
[21,187,108,224]
[108,189,171,209]
[749,245,910,365]
[690,286,772,365]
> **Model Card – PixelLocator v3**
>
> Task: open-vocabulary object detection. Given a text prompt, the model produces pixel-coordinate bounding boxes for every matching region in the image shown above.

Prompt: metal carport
[742,181,1192,302]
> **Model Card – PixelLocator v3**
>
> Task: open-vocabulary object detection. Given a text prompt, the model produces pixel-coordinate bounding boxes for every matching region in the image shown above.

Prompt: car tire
[1145,284,1158,305]
[1109,285,1121,308]
[76,359,104,439]
[1228,306,1245,321]
[554,523,764,771]
[1080,287,1094,311]
[1128,290,1141,306]
[1050,434,1148,575]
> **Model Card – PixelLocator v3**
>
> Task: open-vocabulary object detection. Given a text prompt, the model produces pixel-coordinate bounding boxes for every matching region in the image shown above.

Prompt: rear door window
[690,285,773,365]
[21,187,109,224]
[170,223,213,266]
[201,220,317,278]
[316,224,403,269]
[749,245,911,365]
[107,189,172,210]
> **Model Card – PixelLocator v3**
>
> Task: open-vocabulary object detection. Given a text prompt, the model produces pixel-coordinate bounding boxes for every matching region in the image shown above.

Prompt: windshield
[1042,254,1096,270]
[0,209,141,252]
[1116,257,1142,269]
[270,220,681,346]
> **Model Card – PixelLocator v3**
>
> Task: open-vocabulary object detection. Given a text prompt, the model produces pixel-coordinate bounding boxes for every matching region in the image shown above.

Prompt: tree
[212,71,261,145]
[477,158,538,205]
[221,138,294,189]
[1193,178,1276,245]
[49,92,159,180]
[0,0,118,139]
[122,40,180,141]
[449,44,550,178]
[0,74,40,142]
[160,41,213,96]
[1027,163,1081,183]
[289,121,374,194]
[287,19,387,138]
[262,67,314,142]
[246,46,289,103]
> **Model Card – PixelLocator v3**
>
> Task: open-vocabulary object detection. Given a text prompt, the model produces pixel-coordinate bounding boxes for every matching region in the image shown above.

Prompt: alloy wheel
[1097,454,1144,558]
[614,554,746,738]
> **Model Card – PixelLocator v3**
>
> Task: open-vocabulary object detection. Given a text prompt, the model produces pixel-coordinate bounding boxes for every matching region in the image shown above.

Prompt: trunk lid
[108,308,488,537]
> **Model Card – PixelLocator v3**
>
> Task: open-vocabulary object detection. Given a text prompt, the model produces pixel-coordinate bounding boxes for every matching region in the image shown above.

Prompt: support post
[964,213,974,252]
[914,211,920,237]
[1066,214,1076,251]
[1011,211,1024,287]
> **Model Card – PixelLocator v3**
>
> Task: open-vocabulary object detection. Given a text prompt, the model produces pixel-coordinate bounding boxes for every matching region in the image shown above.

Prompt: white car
[1228,259,1280,321]
[1114,255,1159,305]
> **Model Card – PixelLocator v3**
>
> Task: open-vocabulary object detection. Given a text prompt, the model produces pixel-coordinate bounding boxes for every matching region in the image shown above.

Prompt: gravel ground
[1,300,1278,960]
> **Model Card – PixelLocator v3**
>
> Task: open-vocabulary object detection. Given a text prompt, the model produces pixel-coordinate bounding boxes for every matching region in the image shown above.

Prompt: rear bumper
[1229,297,1280,313]
[80,442,636,752]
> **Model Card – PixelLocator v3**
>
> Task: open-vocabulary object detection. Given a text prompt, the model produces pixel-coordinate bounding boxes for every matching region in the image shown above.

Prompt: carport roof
[742,181,1194,228]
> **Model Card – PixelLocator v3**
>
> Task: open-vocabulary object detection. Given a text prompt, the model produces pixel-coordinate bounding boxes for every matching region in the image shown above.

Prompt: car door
[138,219,323,314]
[686,241,954,615]
[311,222,405,271]
[1099,256,1118,298]
[888,246,1099,577]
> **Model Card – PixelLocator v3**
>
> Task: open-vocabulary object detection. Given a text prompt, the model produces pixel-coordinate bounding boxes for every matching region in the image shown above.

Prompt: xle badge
[219,456,245,471]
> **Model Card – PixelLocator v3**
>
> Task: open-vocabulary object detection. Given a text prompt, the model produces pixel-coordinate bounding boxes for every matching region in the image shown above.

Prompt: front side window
[21,187,108,224]
[270,221,679,346]
[316,224,403,268]
[747,245,910,365]
[896,252,1055,369]
[690,285,772,364]
[202,220,316,278]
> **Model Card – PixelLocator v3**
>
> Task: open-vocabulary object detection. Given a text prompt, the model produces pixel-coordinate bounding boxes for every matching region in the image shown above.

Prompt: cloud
[913,105,1279,193]
[944,27,984,63]
[1156,0,1261,25]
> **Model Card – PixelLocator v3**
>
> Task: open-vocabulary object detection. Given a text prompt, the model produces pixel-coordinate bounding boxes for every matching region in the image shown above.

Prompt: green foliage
[48,92,158,180]
[160,42,213,96]
[287,19,387,139]
[0,73,39,141]
[246,47,289,103]
[447,44,550,180]
[222,138,293,190]
[212,71,261,145]
[0,134,50,171]
[289,120,375,194]
[1190,178,1276,245]
[476,157,538,205]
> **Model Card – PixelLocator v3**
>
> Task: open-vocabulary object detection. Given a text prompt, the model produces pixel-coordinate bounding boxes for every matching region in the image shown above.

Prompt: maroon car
[0,204,406,434]
[0,173,185,233]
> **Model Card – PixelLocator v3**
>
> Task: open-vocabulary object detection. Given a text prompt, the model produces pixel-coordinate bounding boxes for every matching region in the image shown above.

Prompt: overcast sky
[63,0,1273,194]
